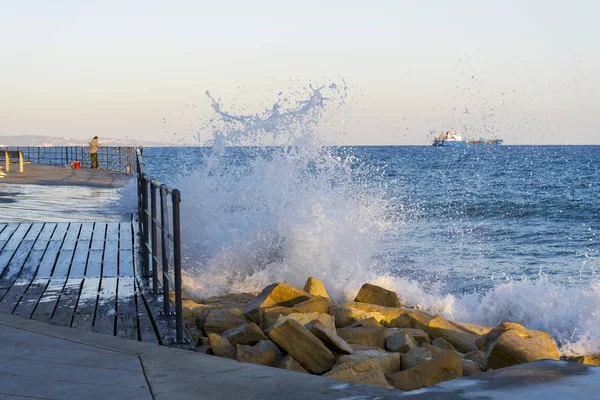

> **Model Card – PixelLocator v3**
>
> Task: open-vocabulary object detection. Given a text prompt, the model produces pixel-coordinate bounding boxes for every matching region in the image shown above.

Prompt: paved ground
[0,164,130,188]
[1,312,599,400]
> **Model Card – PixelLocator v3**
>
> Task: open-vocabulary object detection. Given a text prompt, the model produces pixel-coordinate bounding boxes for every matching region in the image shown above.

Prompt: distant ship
[432,129,503,147]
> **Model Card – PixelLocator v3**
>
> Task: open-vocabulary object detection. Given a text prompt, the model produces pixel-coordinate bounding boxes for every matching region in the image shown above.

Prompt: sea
[131,86,599,358]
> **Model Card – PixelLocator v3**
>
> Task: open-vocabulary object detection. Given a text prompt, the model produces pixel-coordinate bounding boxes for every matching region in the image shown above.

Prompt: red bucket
[73,161,81,169]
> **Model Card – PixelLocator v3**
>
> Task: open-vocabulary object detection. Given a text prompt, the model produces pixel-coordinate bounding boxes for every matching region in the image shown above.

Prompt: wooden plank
[92,277,118,335]
[0,223,6,235]
[61,222,81,251]
[136,290,158,344]
[0,224,41,281]
[51,250,74,278]
[33,223,57,247]
[36,224,68,278]
[0,223,19,252]
[0,223,31,277]
[85,249,103,277]
[0,278,30,314]
[119,222,133,248]
[50,222,69,241]
[69,247,89,278]
[18,249,46,280]
[116,277,138,340]
[31,278,67,322]
[102,242,119,277]
[119,249,134,277]
[91,222,107,250]
[137,278,178,346]
[106,222,120,242]
[78,222,94,242]
[50,277,83,327]
[71,277,100,330]
[12,278,49,318]
[23,223,44,241]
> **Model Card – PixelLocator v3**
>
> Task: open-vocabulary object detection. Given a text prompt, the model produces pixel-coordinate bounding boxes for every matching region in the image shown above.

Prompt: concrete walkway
[2,312,599,400]
[0,164,130,188]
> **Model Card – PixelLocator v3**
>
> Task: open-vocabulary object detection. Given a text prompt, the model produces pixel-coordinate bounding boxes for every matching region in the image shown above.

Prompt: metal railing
[1,146,137,175]
[136,147,185,344]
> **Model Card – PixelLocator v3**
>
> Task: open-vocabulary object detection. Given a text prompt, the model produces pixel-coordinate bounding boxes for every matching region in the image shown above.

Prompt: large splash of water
[176,83,599,356]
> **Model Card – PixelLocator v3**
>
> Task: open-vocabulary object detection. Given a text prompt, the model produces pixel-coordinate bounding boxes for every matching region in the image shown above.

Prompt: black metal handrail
[135,147,185,344]
[1,146,137,175]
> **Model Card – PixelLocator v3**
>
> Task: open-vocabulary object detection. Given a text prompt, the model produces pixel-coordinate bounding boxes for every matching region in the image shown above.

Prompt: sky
[1,0,599,145]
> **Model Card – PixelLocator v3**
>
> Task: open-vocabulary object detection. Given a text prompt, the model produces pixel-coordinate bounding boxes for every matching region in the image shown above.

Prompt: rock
[276,355,309,373]
[401,347,434,370]
[422,343,465,358]
[337,350,401,377]
[207,333,236,360]
[181,299,203,319]
[345,302,404,324]
[354,283,402,308]
[388,309,434,330]
[349,344,378,352]
[386,331,417,353]
[244,283,313,324]
[188,327,205,345]
[204,308,248,334]
[476,322,526,352]
[196,345,210,354]
[325,358,392,389]
[261,297,331,329]
[464,350,486,368]
[303,277,330,298]
[268,319,335,374]
[196,312,209,330]
[330,304,385,328]
[387,328,430,346]
[310,321,354,355]
[432,336,457,350]
[485,328,559,369]
[391,353,463,391]
[221,322,266,345]
[337,326,386,349]
[348,317,382,328]
[462,359,484,376]
[270,312,336,333]
[562,354,600,366]
[198,292,257,310]
[236,340,282,366]
[425,315,478,353]
[457,322,493,336]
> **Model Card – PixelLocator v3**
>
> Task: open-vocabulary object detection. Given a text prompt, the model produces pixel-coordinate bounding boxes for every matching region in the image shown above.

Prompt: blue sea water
[140,144,600,355]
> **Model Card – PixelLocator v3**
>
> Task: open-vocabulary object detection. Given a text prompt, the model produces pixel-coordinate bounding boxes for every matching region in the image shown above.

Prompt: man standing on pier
[89,136,103,169]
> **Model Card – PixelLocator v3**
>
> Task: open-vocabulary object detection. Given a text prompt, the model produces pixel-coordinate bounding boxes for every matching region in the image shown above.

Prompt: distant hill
[0,135,173,147]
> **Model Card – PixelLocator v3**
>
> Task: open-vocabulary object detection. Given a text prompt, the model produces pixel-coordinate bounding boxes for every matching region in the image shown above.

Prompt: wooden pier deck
[0,164,130,188]
[0,221,179,345]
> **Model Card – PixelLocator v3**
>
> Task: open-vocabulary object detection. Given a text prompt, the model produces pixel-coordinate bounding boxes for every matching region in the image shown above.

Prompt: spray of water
[175,83,599,356]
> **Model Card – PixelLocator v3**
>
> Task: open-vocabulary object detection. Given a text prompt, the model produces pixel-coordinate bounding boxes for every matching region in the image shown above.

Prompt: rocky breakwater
[180,279,597,392]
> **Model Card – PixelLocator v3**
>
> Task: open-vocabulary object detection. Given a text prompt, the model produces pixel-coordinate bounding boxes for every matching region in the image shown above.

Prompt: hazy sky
[1,1,599,145]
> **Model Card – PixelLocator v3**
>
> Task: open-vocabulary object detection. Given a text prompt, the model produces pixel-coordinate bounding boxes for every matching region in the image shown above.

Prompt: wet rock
[390,353,463,391]
[236,340,282,366]
[476,322,526,352]
[324,358,393,389]
[261,297,331,329]
[462,358,484,376]
[270,312,336,333]
[401,347,433,370]
[330,304,385,328]
[337,326,386,349]
[310,320,354,355]
[276,355,309,373]
[457,322,493,336]
[348,317,382,328]
[345,302,404,324]
[388,309,434,330]
[244,283,313,324]
[354,283,402,308]
[464,349,486,368]
[187,327,205,345]
[221,322,266,346]
[204,308,249,334]
[425,314,478,353]
[303,277,330,298]
[562,354,600,366]
[386,331,417,353]
[207,333,236,360]
[268,319,335,374]
[432,336,457,351]
[337,350,401,377]
[387,328,430,346]
[422,343,465,358]
[485,328,559,369]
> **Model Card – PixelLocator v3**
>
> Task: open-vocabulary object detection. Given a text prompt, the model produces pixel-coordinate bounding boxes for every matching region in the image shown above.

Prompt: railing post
[141,176,150,277]
[151,185,159,293]
[159,185,170,316]
[172,189,183,343]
